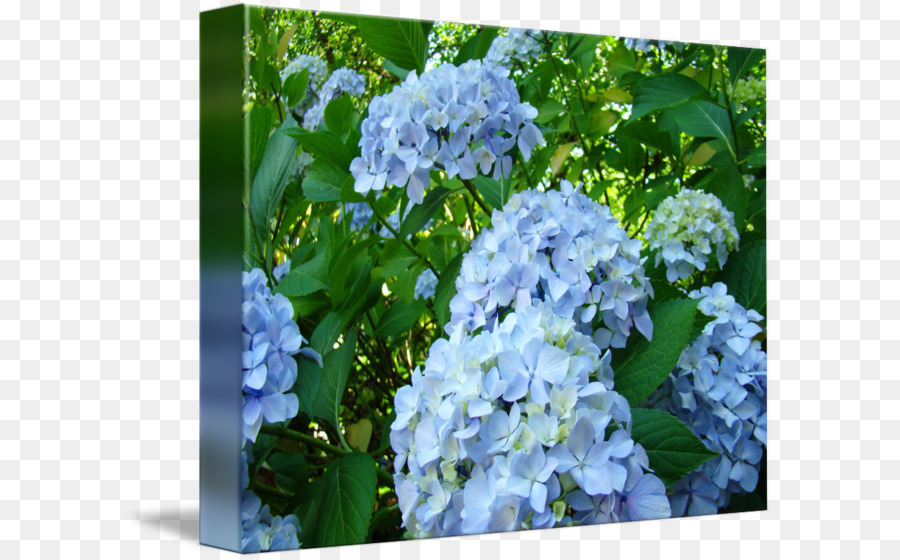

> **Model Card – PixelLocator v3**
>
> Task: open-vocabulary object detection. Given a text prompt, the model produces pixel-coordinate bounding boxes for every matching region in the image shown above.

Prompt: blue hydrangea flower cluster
[414,269,438,300]
[648,283,767,515]
[644,189,740,283]
[390,184,668,538]
[449,180,653,350]
[242,269,322,444]
[272,259,292,285]
[485,28,543,66]
[302,68,366,130]
[241,450,302,552]
[351,60,544,204]
[280,54,329,117]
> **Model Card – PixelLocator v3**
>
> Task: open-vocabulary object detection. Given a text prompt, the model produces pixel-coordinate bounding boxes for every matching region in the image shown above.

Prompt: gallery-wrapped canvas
[200,4,767,553]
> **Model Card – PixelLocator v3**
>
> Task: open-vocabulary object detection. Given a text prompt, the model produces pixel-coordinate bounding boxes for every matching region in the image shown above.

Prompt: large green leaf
[631,408,718,487]
[400,186,450,237]
[434,253,463,326]
[356,15,428,73]
[281,68,309,109]
[662,100,735,158]
[608,45,637,78]
[472,176,509,210]
[310,264,370,355]
[248,105,273,181]
[715,235,766,317]
[630,73,709,120]
[375,300,427,338]
[611,298,699,406]
[249,121,299,250]
[288,131,353,169]
[302,159,347,202]
[314,452,377,547]
[695,162,748,232]
[453,26,500,65]
[726,46,765,87]
[312,329,357,431]
[295,356,321,419]
[324,94,354,137]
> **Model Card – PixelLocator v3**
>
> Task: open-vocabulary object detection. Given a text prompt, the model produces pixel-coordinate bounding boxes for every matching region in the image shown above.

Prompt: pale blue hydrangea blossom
[644,189,740,283]
[242,269,322,444]
[241,451,303,552]
[302,68,367,130]
[450,180,653,351]
[648,282,767,515]
[280,54,329,116]
[351,60,544,204]
[415,269,439,300]
[272,259,291,284]
[485,28,543,66]
[390,184,668,538]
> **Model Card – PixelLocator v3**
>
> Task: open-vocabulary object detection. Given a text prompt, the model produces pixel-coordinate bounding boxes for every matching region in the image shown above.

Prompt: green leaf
[310,264,370,355]
[400,186,450,237]
[695,162,748,232]
[275,258,330,297]
[715,235,766,317]
[434,253,462,326]
[382,59,411,80]
[608,45,637,78]
[726,47,765,86]
[249,121,300,251]
[663,100,735,158]
[472,176,509,210]
[374,300,426,338]
[248,105,273,180]
[379,240,419,277]
[312,329,358,430]
[281,68,309,109]
[630,409,718,487]
[266,452,308,495]
[611,298,699,406]
[324,94,354,137]
[288,131,353,169]
[345,419,373,452]
[340,174,367,203]
[302,159,347,202]
[295,354,322,418]
[356,15,427,73]
[314,452,377,547]
[330,239,378,306]
[643,175,676,212]
[630,73,709,120]
[453,26,500,65]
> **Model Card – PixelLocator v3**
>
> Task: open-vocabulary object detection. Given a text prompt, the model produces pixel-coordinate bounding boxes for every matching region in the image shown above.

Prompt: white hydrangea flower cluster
[302,68,367,130]
[390,184,669,538]
[450,180,653,350]
[485,28,543,66]
[351,60,544,204]
[644,189,740,283]
[732,76,765,108]
[648,283,767,516]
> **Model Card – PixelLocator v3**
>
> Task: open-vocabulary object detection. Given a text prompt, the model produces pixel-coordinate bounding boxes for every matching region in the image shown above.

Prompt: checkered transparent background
[0,0,897,557]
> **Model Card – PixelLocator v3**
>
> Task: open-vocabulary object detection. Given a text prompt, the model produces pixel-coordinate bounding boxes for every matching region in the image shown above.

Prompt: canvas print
[223,5,766,553]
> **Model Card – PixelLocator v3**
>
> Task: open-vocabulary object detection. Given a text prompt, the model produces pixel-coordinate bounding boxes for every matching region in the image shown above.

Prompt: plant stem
[371,204,440,278]
[258,424,394,486]
[461,179,491,214]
